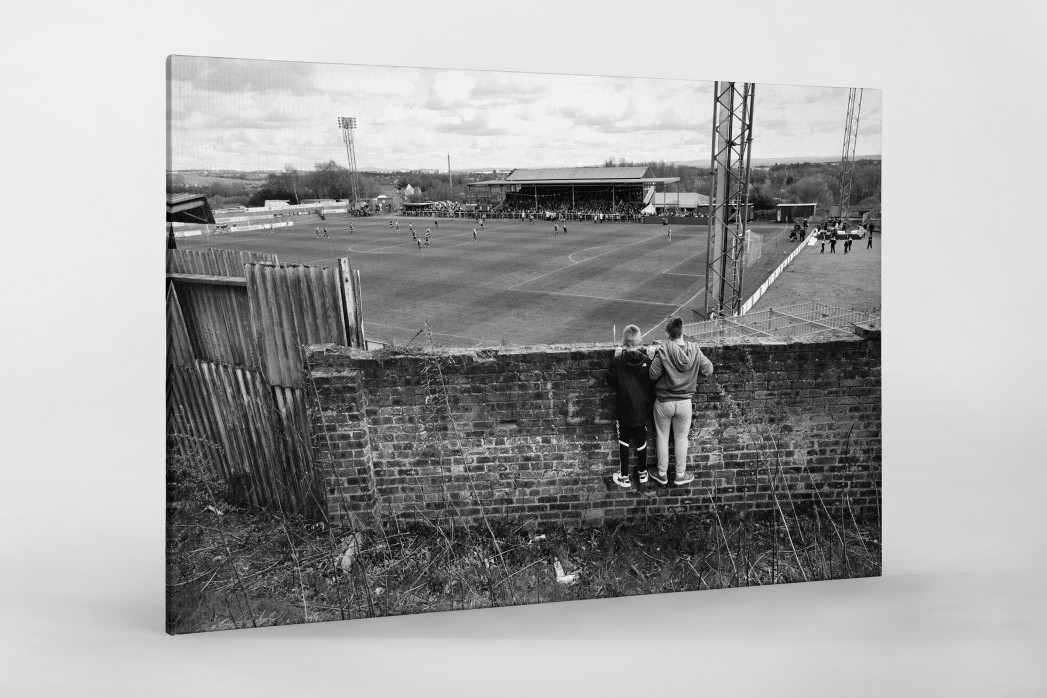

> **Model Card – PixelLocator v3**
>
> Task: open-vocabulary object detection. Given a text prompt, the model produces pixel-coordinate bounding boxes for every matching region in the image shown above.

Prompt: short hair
[665,316,684,340]
[622,324,642,347]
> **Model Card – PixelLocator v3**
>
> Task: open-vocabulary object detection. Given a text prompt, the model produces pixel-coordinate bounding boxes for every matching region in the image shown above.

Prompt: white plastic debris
[374,586,384,597]
[529,534,546,544]
[336,533,364,573]
[205,505,223,516]
[554,559,579,585]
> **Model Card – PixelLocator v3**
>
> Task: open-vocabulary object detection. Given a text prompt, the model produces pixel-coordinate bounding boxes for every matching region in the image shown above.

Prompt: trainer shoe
[638,470,649,484]
[611,473,631,488]
[648,471,668,486]
[674,472,695,486]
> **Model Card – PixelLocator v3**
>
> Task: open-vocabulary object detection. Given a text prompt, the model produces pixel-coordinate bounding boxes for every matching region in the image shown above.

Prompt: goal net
[744,230,762,267]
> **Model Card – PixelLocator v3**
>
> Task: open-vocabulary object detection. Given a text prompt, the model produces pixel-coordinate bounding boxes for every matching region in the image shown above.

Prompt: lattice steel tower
[704,82,756,319]
[338,116,361,207]
[838,88,863,215]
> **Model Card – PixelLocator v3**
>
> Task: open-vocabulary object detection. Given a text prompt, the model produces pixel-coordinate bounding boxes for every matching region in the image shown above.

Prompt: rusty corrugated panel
[166,250,346,516]
[338,257,364,348]
[178,361,318,515]
[166,249,280,369]
[352,268,366,347]
[273,385,324,518]
[166,248,278,275]
[175,282,256,367]
[188,360,307,512]
[246,262,351,388]
[166,282,194,367]
[167,363,225,478]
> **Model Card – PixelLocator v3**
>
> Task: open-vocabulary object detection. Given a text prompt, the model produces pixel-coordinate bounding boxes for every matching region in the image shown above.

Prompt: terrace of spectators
[468,166,679,219]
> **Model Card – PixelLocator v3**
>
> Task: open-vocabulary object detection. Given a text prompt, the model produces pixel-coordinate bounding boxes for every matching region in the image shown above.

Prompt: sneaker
[648,471,668,486]
[674,472,695,486]
[638,470,649,484]
[611,473,631,488]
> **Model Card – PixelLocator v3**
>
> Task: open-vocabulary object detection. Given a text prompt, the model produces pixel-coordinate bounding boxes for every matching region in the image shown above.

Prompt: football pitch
[177,214,800,347]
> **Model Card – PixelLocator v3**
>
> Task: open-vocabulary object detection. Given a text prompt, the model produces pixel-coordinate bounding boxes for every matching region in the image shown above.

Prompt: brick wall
[307,333,881,531]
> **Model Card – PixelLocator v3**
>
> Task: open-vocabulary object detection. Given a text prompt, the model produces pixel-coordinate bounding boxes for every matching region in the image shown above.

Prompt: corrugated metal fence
[166,249,366,517]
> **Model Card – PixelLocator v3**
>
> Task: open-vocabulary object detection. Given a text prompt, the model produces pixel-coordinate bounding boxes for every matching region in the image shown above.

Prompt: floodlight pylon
[703,81,756,320]
[839,88,863,216]
[338,116,361,207]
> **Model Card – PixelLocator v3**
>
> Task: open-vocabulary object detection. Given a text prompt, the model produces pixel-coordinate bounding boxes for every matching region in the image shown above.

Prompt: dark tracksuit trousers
[606,348,655,477]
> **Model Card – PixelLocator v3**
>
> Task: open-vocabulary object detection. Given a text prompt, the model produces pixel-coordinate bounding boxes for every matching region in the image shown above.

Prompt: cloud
[168,62,882,171]
[558,100,638,132]
[798,86,839,104]
[424,71,477,109]
[434,111,509,136]
[169,56,315,95]
[468,73,548,105]
[648,107,701,132]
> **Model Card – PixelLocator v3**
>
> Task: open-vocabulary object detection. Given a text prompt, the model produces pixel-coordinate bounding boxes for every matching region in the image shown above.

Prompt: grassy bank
[167,454,880,634]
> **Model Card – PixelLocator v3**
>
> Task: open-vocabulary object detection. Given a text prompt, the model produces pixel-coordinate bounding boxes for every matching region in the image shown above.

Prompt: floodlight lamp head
[338,116,357,130]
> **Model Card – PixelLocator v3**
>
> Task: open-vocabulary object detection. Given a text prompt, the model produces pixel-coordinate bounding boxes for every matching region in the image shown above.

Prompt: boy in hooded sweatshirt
[648,317,714,486]
[605,325,655,487]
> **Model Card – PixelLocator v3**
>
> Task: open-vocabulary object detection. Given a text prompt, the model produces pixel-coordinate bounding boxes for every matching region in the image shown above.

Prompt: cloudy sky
[168,56,881,172]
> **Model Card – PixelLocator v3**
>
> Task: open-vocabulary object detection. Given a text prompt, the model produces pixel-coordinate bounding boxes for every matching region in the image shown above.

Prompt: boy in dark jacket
[605,325,655,487]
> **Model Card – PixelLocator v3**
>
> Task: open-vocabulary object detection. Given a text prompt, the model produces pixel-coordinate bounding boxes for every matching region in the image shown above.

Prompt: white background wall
[1,2,1045,696]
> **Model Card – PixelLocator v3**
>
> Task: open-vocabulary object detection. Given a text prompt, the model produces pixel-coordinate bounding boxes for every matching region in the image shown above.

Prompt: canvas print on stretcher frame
[166,55,882,634]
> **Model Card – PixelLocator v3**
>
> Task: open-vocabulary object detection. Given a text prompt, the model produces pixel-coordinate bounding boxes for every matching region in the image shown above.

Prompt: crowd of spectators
[499,189,645,218]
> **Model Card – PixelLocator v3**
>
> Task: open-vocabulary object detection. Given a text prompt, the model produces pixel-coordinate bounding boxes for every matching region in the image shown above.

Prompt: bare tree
[284,164,299,204]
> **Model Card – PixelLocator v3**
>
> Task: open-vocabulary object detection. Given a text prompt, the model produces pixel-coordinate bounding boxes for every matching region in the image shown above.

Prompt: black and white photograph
[3,3,1045,696]
[166,57,882,634]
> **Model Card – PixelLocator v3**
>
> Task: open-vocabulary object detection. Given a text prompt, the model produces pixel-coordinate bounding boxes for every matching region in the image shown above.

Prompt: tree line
[244,162,386,207]
[167,161,389,209]
[168,157,880,215]
[604,158,881,214]
[167,163,482,210]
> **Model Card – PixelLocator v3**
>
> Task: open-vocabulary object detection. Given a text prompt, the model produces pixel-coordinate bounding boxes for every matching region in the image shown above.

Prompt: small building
[264,199,291,209]
[776,202,818,223]
[645,192,710,216]
[166,193,215,248]
[167,193,215,225]
[373,194,393,213]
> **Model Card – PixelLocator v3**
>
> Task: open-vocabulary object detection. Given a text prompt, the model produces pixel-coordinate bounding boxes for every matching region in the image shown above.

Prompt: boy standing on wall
[605,325,655,488]
[648,317,714,486]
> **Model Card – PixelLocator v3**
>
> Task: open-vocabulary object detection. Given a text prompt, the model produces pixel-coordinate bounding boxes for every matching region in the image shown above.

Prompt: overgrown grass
[167,452,880,634]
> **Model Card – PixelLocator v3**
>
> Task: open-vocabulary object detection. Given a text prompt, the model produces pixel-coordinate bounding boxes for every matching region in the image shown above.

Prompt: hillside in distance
[671,155,881,168]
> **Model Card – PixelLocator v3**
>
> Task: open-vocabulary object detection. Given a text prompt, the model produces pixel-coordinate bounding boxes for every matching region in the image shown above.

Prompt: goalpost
[744,229,763,267]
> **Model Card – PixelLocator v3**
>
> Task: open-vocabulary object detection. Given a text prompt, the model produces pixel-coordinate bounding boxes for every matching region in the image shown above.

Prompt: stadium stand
[468,167,679,220]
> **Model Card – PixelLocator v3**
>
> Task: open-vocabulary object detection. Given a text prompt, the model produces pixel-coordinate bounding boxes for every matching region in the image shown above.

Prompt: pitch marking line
[661,249,706,274]
[641,288,707,340]
[638,226,796,339]
[509,232,666,290]
[568,246,615,264]
[510,288,679,308]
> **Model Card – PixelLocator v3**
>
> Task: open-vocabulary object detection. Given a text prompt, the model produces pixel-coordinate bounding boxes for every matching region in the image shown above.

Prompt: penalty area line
[510,288,679,308]
[509,232,665,290]
[641,287,706,339]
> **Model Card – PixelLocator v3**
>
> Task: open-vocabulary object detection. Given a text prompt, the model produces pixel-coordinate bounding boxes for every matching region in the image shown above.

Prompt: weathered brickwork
[307,334,881,531]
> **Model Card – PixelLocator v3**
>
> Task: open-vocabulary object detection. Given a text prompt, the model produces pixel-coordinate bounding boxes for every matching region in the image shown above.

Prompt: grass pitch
[178,214,801,347]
